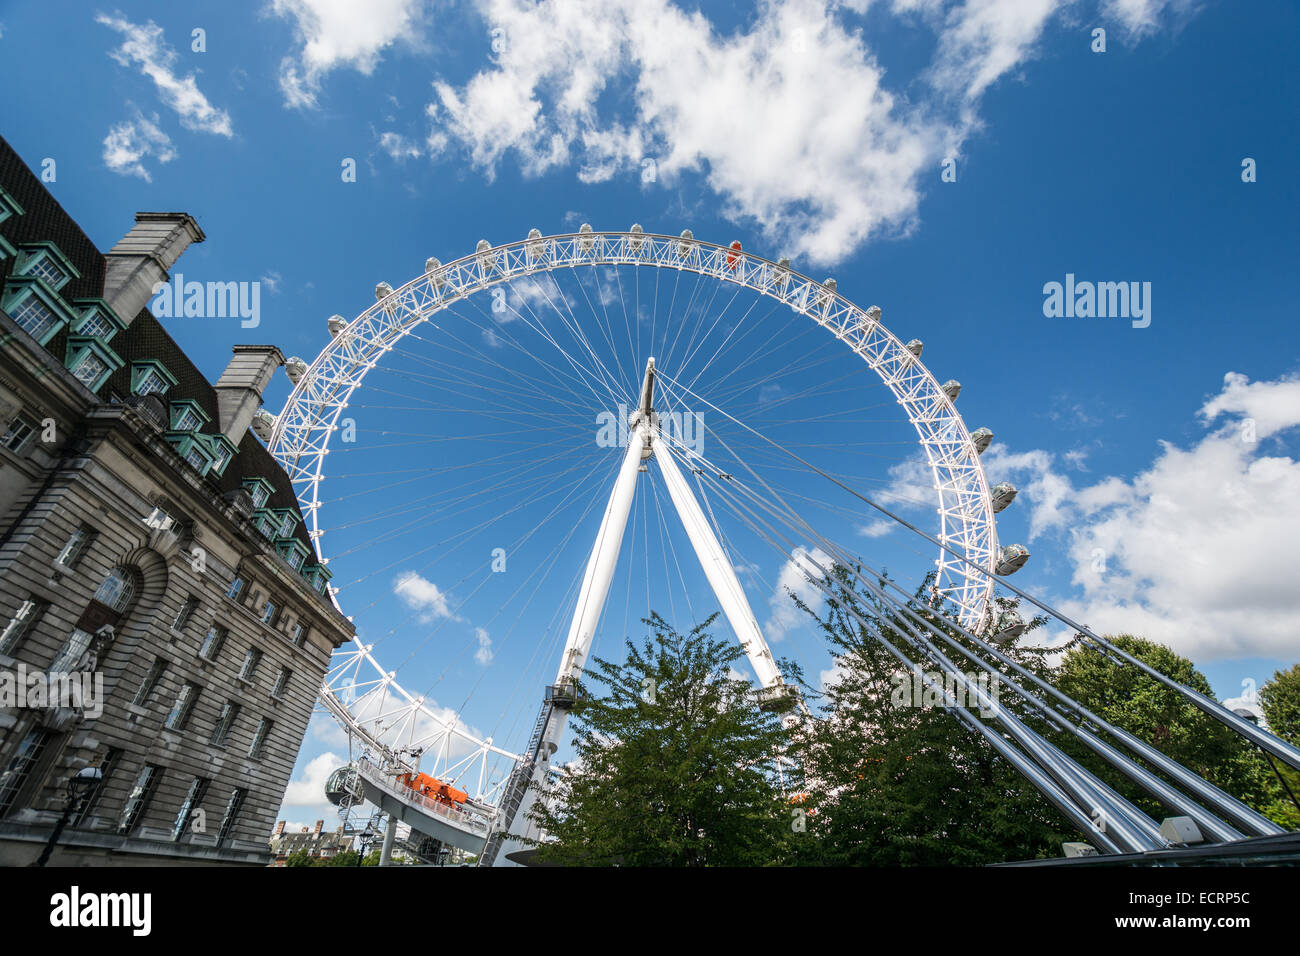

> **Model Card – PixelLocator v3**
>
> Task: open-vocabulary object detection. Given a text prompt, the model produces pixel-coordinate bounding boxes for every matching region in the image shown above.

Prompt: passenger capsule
[905,339,924,358]
[629,223,644,252]
[996,544,1030,575]
[970,427,993,454]
[774,257,792,290]
[375,282,394,300]
[941,380,962,402]
[285,357,308,384]
[990,611,1027,644]
[425,257,445,288]
[990,481,1018,513]
[726,240,742,271]
[328,314,347,337]
[251,409,276,441]
[678,228,694,258]
[578,223,595,251]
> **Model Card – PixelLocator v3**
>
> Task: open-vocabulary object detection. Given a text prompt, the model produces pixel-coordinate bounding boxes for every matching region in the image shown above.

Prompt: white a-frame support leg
[495,360,792,864]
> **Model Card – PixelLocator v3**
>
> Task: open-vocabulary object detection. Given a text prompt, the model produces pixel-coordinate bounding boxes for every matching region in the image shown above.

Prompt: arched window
[93,566,139,613]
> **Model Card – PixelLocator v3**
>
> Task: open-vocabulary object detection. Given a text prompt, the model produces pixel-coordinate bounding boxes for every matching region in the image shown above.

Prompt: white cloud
[261,271,283,294]
[102,108,177,182]
[97,13,233,136]
[994,372,1300,662]
[379,130,422,161]
[270,0,428,108]
[393,570,456,620]
[474,626,494,665]
[284,750,346,805]
[766,545,833,640]
[1102,0,1202,39]
[857,518,895,538]
[418,0,1181,265]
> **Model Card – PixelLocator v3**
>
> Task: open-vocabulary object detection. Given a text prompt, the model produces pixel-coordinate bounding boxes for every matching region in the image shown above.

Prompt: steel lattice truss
[269,230,1001,805]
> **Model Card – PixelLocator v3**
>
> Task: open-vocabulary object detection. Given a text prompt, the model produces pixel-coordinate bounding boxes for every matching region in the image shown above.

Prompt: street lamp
[356,825,377,867]
[33,766,102,867]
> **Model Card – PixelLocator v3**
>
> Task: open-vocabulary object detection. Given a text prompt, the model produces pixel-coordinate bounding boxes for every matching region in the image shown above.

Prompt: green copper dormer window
[251,509,277,538]
[243,478,274,509]
[277,539,310,571]
[194,432,238,476]
[169,399,209,433]
[2,278,78,345]
[131,360,178,398]
[165,433,215,475]
[16,242,80,293]
[272,509,299,539]
[64,337,124,392]
[0,187,23,225]
[303,563,332,594]
[72,299,126,344]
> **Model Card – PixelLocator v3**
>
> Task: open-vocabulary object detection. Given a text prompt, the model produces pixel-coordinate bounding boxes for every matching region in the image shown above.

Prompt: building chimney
[274,821,286,836]
[215,345,285,444]
[313,819,323,836]
[103,212,205,326]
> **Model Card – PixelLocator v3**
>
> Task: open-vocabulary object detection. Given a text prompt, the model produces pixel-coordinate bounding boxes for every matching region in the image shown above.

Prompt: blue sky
[2,0,1298,827]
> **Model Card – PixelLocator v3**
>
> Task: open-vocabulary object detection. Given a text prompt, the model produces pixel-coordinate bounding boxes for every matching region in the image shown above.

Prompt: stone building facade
[0,136,354,865]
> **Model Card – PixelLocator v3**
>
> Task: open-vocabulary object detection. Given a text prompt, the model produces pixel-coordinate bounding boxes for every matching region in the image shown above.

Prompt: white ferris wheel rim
[268,229,1001,785]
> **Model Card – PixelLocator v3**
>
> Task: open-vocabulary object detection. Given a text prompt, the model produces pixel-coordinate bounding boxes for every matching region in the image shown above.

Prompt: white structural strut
[557,419,649,685]
[495,360,793,864]
[654,436,782,689]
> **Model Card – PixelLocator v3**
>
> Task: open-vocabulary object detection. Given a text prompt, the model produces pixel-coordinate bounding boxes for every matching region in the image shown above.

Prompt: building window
[132,658,167,706]
[24,252,69,287]
[74,748,119,826]
[0,598,47,656]
[172,777,209,841]
[271,667,291,699]
[0,729,51,817]
[49,628,94,673]
[11,296,60,340]
[1,414,38,454]
[172,405,203,432]
[238,648,263,682]
[246,482,271,508]
[286,549,305,571]
[210,701,241,747]
[93,566,137,613]
[77,311,115,338]
[117,764,159,834]
[225,577,245,602]
[278,514,295,537]
[248,718,272,759]
[216,788,246,845]
[198,625,226,662]
[185,446,209,472]
[164,682,200,731]
[55,525,96,569]
[290,622,307,648]
[260,601,278,626]
[171,598,198,632]
[136,368,168,396]
[69,349,109,388]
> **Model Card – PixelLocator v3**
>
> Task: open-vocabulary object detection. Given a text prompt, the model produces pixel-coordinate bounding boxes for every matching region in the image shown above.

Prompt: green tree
[283,849,316,867]
[527,612,795,866]
[1055,634,1285,826]
[1260,664,1300,745]
[790,566,1072,865]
